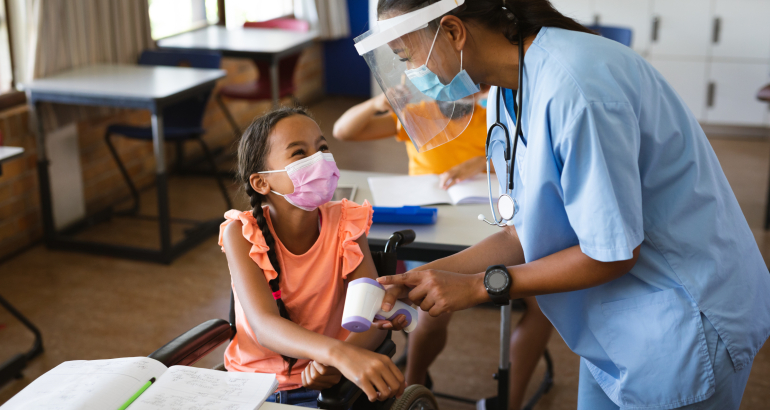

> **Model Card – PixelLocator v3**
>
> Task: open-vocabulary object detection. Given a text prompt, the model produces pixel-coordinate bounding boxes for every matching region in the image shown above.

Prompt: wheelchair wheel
[390,385,438,410]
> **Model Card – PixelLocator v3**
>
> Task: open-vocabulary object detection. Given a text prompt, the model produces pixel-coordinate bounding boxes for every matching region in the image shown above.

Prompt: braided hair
[377,0,595,46]
[236,106,313,375]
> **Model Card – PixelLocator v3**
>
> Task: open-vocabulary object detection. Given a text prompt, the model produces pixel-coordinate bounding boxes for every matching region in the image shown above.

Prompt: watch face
[486,270,509,292]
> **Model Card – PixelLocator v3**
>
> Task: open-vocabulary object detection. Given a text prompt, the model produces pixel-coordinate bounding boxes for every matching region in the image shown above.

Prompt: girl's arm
[332,94,399,141]
[223,221,404,401]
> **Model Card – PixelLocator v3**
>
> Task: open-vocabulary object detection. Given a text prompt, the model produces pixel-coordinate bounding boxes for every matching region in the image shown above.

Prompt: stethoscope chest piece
[498,194,518,220]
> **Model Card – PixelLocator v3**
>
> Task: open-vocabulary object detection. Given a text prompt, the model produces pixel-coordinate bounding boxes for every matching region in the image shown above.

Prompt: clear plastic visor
[356,24,476,153]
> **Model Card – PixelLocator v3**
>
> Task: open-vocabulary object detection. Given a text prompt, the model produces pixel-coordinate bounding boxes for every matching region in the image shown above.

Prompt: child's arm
[332,94,398,141]
[303,234,407,391]
[223,221,404,401]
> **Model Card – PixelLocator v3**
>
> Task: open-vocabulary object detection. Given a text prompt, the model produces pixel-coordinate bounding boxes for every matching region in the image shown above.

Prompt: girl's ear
[249,173,271,196]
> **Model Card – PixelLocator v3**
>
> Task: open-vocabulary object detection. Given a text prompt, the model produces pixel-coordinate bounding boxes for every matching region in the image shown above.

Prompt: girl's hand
[330,344,405,401]
[301,361,342,390]
[439,156,486,189]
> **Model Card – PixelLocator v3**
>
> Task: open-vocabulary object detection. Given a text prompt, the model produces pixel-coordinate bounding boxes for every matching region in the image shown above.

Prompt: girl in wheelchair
[219,107,406,407]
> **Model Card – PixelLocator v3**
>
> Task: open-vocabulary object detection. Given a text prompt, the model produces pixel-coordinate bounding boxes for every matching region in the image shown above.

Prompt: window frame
[0,0,24,111]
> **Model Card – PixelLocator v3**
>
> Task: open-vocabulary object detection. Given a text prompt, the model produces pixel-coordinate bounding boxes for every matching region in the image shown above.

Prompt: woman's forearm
[413,226,526,274]
[506,244,640,299]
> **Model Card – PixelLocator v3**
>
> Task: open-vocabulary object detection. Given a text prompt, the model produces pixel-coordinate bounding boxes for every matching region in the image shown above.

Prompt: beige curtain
[31,0,154,131]
[295,0,350,40]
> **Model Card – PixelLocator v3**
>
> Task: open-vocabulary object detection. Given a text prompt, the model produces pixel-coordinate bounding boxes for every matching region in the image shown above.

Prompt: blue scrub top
[487,27,770,409]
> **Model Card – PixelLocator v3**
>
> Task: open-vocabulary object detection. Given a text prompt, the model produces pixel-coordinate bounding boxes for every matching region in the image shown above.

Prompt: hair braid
[237,106,312,375]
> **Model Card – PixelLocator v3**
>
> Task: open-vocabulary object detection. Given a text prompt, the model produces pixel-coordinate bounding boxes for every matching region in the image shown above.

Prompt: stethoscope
[480,31,525,227]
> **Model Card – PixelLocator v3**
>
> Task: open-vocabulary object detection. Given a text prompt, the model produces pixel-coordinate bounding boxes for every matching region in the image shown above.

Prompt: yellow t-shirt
[392,104,487,175]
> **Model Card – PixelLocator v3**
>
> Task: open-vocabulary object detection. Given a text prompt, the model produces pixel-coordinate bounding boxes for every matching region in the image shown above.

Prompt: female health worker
[356,0,770,409]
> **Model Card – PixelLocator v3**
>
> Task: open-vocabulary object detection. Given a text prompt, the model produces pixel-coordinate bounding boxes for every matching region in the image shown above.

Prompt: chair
[587,25,633,47]
[104,50,233,215]
[216,18,311,136]
[148,229,439,410]
[757,84,770,229]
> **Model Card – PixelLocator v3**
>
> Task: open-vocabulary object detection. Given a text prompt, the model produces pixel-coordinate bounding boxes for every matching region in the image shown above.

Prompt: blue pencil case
[372,206,438,225]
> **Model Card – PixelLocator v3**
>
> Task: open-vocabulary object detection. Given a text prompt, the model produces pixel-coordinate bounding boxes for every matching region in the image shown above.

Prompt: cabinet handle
[712,17,721,44]
[707,82,716,108]
[651,16,660,42]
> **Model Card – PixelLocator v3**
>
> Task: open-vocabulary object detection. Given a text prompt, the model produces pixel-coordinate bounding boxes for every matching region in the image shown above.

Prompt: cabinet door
[711,0,770,61]
[649,58,708,120]
[549,0,596,25]
[649,0,713,58]
[706,62,770,125]
[593,0,653,56]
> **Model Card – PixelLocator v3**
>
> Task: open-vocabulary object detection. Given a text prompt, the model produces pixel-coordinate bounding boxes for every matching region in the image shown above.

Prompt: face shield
[355,0,480,153]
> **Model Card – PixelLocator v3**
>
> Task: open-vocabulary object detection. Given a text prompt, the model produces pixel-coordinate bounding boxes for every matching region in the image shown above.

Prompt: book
[368,174,499,207]
[0,357,278,410]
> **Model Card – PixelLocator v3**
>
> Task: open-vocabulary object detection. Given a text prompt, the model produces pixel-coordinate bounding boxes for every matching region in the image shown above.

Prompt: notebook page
[446,175,498,205]
[128,366,278,410]
[0,357,167,410]
[368,175,452,207]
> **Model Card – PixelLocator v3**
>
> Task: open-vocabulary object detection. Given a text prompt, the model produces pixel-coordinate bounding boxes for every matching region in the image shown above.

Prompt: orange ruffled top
[218,199,374,391]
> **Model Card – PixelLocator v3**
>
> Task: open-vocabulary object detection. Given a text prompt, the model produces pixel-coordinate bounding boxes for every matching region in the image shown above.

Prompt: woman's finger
[380,284,410,312]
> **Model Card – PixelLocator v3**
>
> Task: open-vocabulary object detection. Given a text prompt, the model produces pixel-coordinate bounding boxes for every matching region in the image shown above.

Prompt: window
[224,0,294,29]
[0,0,14,94]
[148,0,220,40]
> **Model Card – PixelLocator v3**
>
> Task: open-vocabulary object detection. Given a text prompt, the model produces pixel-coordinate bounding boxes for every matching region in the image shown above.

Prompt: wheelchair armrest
[148,319,234,367]
[317,337,397,410]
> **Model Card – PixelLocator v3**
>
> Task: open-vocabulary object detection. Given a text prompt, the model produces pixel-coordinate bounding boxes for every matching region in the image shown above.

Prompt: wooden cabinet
[711,0,770,61]
[706,62,770,125]
[649,0,713,59]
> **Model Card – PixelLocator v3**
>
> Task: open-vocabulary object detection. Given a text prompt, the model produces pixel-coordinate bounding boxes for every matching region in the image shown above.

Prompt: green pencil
[117,377,156,410]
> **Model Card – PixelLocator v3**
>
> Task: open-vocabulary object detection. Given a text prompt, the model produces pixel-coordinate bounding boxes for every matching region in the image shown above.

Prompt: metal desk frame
[158,26,318,107]
[0,147,44,388]
[26,68,225,264]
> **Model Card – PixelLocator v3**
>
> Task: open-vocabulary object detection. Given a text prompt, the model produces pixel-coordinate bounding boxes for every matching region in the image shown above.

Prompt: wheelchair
[147,229,438,410]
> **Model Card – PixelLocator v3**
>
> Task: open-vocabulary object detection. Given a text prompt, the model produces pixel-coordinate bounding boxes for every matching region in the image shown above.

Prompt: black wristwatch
[484,264,512,306]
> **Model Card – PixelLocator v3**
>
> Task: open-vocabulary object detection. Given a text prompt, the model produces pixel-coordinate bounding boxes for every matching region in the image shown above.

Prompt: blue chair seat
[106,124,206,141]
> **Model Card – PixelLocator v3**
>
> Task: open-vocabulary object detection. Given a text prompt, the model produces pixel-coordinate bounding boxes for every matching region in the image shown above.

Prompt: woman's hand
[329,344,405,401]
[301,361,342,390]
[439,156,486,189]
[377,270,490,317]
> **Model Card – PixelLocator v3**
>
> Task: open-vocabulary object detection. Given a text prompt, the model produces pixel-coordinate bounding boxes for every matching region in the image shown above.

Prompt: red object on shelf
[218,18,310,102]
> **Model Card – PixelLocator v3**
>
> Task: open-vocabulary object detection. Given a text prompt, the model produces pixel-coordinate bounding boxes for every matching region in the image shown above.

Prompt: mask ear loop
[424,26,441,65]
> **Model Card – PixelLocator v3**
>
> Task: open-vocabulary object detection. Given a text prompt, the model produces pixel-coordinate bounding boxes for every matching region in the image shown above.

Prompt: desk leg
[151,112,172,257]
[497,304,511,410]
[270,60,280,107]
[30,101,56,244]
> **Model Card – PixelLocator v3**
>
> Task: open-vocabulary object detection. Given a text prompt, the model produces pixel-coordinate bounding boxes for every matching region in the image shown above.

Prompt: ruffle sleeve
[338,199,374,279]
[218,209,278,282]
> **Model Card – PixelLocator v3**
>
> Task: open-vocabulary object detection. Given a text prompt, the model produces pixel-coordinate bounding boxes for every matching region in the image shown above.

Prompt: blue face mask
[404,28,481,102]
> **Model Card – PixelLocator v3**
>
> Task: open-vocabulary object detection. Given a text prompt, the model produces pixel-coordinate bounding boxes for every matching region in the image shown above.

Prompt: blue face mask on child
[404,28,481,102]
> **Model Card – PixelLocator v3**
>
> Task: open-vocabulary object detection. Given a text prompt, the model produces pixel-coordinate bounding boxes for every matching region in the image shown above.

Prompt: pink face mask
[259,152,340,211]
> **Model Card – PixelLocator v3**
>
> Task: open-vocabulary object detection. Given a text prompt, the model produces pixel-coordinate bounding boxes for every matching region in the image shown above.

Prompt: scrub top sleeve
[556,101,644,262]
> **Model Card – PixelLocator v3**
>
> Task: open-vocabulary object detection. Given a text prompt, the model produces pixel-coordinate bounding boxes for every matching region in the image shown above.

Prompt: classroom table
[25,64,226,264]
[157,25,319,107]
[339,170,500,262]
[0,146,44,387]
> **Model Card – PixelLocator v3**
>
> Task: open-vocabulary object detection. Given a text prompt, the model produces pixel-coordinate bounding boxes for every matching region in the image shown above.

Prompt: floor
[1,97,769,409]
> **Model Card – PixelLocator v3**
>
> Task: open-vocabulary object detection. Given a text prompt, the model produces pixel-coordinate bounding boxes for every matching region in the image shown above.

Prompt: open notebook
[0,357,278,410]
[368,174,499,207]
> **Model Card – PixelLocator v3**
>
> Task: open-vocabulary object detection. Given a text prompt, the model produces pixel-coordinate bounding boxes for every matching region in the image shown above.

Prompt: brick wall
[0,44,325,260]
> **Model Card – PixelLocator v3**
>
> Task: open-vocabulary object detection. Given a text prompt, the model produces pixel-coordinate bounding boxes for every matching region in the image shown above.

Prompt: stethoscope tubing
[484,31,525,227]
